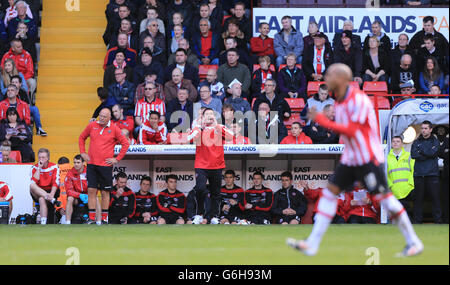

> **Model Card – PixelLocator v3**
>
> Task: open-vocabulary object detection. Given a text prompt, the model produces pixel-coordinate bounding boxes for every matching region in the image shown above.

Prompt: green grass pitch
[0,224,448,265]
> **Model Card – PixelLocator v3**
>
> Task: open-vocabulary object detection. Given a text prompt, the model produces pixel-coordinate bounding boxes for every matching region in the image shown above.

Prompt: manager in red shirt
[79,108,129,224]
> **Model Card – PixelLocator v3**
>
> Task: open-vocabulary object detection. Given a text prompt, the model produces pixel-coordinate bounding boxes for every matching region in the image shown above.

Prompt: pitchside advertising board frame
[252,8,449,46]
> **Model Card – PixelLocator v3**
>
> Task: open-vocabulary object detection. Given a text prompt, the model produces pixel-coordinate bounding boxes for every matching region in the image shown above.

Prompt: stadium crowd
[0,1,448,225]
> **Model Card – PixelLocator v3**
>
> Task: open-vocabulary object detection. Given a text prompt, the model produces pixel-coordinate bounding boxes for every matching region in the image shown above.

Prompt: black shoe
[36,128,47,136]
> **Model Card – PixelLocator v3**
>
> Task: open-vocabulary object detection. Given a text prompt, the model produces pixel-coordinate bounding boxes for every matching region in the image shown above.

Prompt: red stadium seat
[317,0,344,7]
[198,65,218,80]
[252,64,276,73]
[167,133,189,145]
[261,0,287,7]
[9,151,22,163]
[278,63,302,72]
[307,81,326,96]
[284,113,305,129]
[369,96,391,110]
[363,81,388,97]
[289,0,317,7]
[285,98,305,112]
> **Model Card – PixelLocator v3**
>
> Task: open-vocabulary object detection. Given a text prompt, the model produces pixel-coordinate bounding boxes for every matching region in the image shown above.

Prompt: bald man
[390,54,417,94]
[287,64,423,257]
[79,108,130,224]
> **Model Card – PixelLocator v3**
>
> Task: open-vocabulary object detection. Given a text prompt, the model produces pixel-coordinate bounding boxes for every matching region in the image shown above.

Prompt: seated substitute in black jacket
[156,174,186,224]
[244,171,273,225]
[272,171,307,225]
[163,48,200,88]
[129,176,158,224]
[186,186,211,224]
[411,121,442,224]
[219,169,245,224]
[302,32,333,82]
[109,172,136,224]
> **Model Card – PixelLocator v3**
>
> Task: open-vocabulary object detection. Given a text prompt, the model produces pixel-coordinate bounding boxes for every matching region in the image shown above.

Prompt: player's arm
[127,193,136,218]
[169,194,186,214]
[156,193,171,213]
[78,123,92,156]
[313,112,357,138]
[237,190,246,212]
[48,166,60,199]
[114,126,130,162]
[150,196,159,217]
[254,190,273,212]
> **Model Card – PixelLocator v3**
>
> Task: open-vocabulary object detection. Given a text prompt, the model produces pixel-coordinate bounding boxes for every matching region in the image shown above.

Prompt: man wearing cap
[132,47,164,86]
[332,20,362,50]
[392,81,416,107]
[302,32,334,82]
[333,30,363,85]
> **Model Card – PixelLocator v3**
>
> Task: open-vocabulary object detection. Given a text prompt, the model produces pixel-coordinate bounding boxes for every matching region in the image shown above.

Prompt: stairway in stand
[33,0,108,161]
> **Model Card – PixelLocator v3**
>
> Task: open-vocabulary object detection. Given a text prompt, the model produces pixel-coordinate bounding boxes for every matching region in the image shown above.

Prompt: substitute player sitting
[156,174,186,224]
[64,154,90,224]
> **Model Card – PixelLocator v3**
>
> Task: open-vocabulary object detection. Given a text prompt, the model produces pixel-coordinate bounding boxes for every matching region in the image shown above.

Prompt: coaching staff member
[79,108,130,224]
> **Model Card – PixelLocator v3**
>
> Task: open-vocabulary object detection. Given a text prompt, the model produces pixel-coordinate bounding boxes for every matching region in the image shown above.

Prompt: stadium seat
[288,0,317,7]
[316,0,344,7]
[369,96,391,110]
[253,64,276,73]
[167,133,189,145]
[307,81,326,96]
[9,151,22,163]
[278,63,302,72]
[261,0,287,7]
[345,0,369,7]
[285,98,305,112]
[198,65,218,80]
[363,81,388,97]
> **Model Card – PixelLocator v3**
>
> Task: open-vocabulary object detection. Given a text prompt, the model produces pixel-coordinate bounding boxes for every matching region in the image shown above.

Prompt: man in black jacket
[132,47,164,86]
[390,54,417,94]
[165,88,194,132]
[163,48,200,88]
[129,176,158,224]
[252,102,288,144]
[333,30,363,85]
[244,171,273,224]
[409,16,449,56]
[272,171,307,225]
[186,186,211,224]
[219,169,245,224]
[411,121,442,224]
[109,172,136,224]
[302,32,333,82]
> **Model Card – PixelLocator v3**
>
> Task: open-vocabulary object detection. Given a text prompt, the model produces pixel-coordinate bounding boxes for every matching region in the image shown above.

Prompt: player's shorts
[277,215,301,224]
[86,164,113,191]
[159,213,184,224]
[329,162,389,194]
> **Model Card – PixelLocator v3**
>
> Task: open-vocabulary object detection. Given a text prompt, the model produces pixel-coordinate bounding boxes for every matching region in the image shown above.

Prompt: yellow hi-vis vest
[387,148,415,200]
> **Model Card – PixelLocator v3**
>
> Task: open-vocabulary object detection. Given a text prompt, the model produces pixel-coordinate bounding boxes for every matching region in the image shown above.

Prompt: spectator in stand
[29,148,60,224]
[222,2,251,42]
[250,22,274,64]
[156,174,186,225]
[419,57,445,94]
[344,182,380,224]
[139,110,167,145]
[224,81,250,114]
[91,87,109,121]
[129,176,158,224]
[64,154,89,224]
[277,53,307,100]
[302,32,333,83]
[0,107,33,162]
[416,34,448,75]
[11,21,37,64]
[109,172,136,224]
[281,122,312,145]
[225,121,251,145]
[274,15,303,69]
[109,18,139,52]
[186,186,211,224]
[221,103,234,129]
[303,21,330,53]
[251,56,275,99]
[134,71,165,104]
[411,120,442,224]
[392,81,416,107]
[107,67,136,116]
[103,4,137,47]
[111,104,135,139]
[199,68,225,101]
[167,0,195,32]
[140,35,166,66]
[164,48,200,88]
[167,12,191,42]
[218,169,245,224]
[272,171,307,225]
[165,87,194,132]
[409,16,449,55]
[0,143,17,163]
[0,84,30,125]
[104,33,138,69]
[362,36,389,83]
[137,0,166,24]
[333,30,363,86]
[121,129,137,145]
[304,104,339,144]
[218,37,252,71]
[1,58,28,99]
[387,136,415,219]
[105,1,137,28]
[139,7,165,35]
[428,84,443,97]
[253,78,291,120]
[167,38,199,69]
[132,47,164,86]
[194,85,222,119]
[191,18,220,66]
[363,21,391,56]
[139,18,166,53]
[390,54,417,94]
[217,48,251,96]
[332,19,361,50]
[391,33,415,74]
[6,1,36,43]
[1,39,35,97]
[134,81,166,135]
[220,17,247,52]
[300,84,334,122]
[301,180,347,224]
[254,101,288,144]
[206,0,223,29]
[192,3,221,34]
[167,24,185,55]
[244,171,273,225]
[163,67,198,103]
[103,51,133,89]
[3,0,33,29]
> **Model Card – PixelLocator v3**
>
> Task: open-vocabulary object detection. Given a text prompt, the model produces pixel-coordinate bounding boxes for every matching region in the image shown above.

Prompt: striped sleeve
[0,182,13,201]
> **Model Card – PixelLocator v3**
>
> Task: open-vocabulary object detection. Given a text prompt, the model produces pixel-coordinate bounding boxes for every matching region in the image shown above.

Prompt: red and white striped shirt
[0,181,13,201]
[134,97,166,125]
[31,162,60,191]
[315,86,384,166]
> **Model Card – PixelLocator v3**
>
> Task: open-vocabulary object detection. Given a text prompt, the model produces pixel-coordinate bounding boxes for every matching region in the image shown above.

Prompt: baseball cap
[140,47,153,57]
[400,80,414,89]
